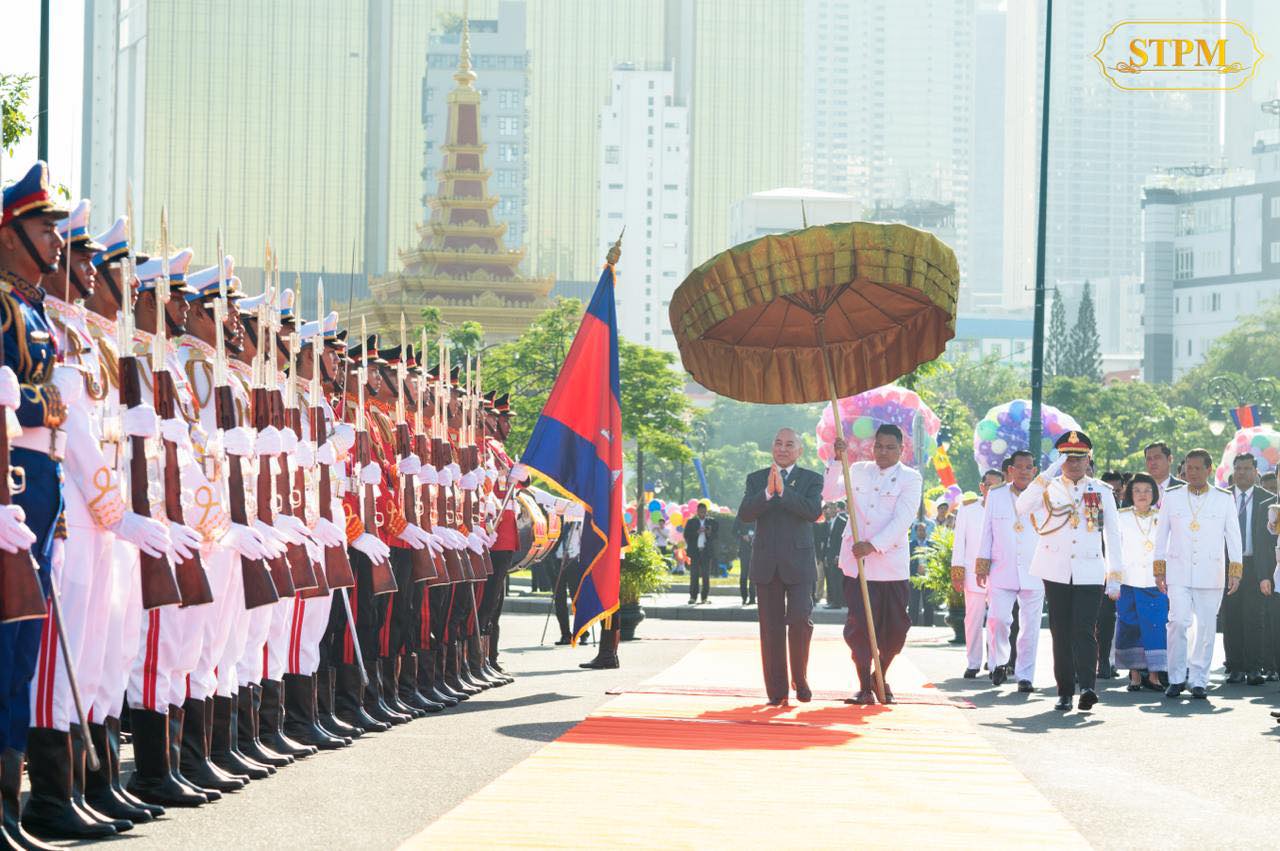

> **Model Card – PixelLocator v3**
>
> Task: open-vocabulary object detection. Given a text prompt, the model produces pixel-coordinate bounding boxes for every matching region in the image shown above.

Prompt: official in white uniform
[1015,431,1122,712]
[1153,449,1243,699]
[977,450,1045,692]
[950,469,1003,678]
[824,425,922,705]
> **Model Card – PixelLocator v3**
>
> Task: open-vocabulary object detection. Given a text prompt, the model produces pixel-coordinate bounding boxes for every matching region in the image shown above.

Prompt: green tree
[700,441,772,507]
[448,320,484,359]
[1045,286,1068,378]
[1064,281,1102,382]
[0,73,33,152]
[415,307,485,367]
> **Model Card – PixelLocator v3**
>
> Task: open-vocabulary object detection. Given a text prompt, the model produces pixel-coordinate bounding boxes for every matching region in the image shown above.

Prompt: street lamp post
[1206,374,1280,436]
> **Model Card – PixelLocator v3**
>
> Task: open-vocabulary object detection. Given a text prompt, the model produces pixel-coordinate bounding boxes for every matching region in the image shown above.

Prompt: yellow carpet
[402,638,1087,849]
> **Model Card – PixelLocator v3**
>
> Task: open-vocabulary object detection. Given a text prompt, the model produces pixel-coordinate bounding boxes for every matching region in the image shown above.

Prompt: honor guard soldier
[1153,449,1243,699]
[1015,430,1122,712]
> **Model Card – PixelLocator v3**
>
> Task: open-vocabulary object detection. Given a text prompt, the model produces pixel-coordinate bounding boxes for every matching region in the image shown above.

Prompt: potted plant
[910,525,964,641]
[619,531,669,641]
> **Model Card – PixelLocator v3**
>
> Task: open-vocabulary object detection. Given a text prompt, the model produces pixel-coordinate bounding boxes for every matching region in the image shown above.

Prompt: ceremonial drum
[512,490,550,570]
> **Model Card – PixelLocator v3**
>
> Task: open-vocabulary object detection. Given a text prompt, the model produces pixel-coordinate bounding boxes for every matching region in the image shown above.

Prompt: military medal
[1189,520,1200,531]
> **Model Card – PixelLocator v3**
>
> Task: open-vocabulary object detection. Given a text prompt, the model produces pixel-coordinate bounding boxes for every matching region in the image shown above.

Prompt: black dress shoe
[882,685,895,704]
[1018,680,1034,693]
[991,666,1007,686]
[1077,689,1098,711]
[1191,686,1208,699]
[794,683,812,703]
[1227,671,1246,684]
[1054,697,1071,711]
[844,690,875,706]
[1247,671,1266,686]
[688,598,697,605]
[963,668,979,679]
[766,698,788,707]
[554,636,572,646]
[1165,683,1185,698]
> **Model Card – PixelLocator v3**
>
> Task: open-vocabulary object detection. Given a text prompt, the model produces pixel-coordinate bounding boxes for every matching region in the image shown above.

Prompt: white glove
[311,516,345,548]
[438,466,454,487]
[113,512,171,558]
[420,464,439,485]
[458,471,478,490]
[425,531,445,555]
[509,463,529,483]
[485,468,498,484]
[51,364,85,407]
[168,521,202,562]
[255,426,282,457]
[484,529,497,547]
[359,462,382,485]
[1044,454,1067,478]
[279,427,298,454]
[223,426,255,457]
[295,441,316,470]
[123,404,160,439]
[0,504,36,554]
[446,462,462,481]
[352,532,390,563]
[316,441,337,466]
[1105,578,1121,600]
[253,520,288,558]
[466,531,486,554]
[223,522,268,561]
[159,417,192,451]
[396,455,421,477]
[275,513,311,546]
[438,527,467,549]
[398,522,429,550]
[332,423,356,455]
[0,366,19,410]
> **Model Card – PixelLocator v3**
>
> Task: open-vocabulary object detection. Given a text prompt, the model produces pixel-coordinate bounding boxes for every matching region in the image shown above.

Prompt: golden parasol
[669,221,960,702]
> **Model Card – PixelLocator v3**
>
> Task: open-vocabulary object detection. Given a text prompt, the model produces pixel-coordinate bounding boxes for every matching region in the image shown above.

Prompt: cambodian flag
[1232,404,1260,429]
[520,263,624,643]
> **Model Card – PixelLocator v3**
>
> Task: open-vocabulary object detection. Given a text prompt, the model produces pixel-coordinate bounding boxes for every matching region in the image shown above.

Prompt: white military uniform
[822,460,922,581]
[978,483,1046,683]
[949,497,986,672]
[1153,484,1243,688]
[1016,475,1122,585]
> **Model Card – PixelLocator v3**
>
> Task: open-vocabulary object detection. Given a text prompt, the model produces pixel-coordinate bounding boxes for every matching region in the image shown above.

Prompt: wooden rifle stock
[154,371,213,607]
[0,398,47,622]
[121,356,182,609]
[461,445,491,579]
[414,433,448,586]
[312,404,355,589]
[356,429,397,595]
[432,437,467,582]
[288,406,328,599]
[396,423,436,583]
[251,388,295,597]
[216,385,278,609]
[272,390,317,592]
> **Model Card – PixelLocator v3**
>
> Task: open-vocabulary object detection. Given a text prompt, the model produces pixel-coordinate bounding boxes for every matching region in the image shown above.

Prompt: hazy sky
[2,0,86,194]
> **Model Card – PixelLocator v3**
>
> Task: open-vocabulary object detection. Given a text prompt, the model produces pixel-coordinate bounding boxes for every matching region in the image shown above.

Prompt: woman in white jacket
[1108,473,1168,691]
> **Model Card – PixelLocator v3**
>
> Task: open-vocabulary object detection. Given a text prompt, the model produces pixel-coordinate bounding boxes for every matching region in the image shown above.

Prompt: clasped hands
[765,464,785,499]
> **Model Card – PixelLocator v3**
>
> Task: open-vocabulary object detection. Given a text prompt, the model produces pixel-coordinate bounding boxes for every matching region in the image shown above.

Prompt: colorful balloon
[972,400,1081,472]
[815,384,941,468]
[1217,426,1280,486]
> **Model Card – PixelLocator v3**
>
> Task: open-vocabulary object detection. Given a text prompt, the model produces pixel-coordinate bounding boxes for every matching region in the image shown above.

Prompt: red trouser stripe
[288,598,305,674]
[143,609,161,710]
[261,642,268,680]
[419,585,431,648]
[33,598,56,727]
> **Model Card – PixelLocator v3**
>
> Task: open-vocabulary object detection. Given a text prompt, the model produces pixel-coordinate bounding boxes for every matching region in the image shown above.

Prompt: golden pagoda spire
[454,0,476,88]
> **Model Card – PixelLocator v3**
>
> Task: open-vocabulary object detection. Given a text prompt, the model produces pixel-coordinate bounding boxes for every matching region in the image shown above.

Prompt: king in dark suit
[737,428,823,706]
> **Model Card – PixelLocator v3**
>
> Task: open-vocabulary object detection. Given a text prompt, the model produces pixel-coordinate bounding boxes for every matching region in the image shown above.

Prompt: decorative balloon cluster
[972,400,1081,472]
[815,385,941,467]
[1217,426,1280,487]
[623,498,730,546]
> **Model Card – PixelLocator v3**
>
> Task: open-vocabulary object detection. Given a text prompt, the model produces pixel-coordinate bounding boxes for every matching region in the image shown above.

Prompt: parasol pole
[814,319,886,705]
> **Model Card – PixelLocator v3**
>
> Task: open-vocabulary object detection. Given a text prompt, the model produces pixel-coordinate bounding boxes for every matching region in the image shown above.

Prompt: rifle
[214,230,277,609]
[153,209,212,607]
[414,328,448,586]
[396,315,436,583]
[309,279,355,590]
[432,340,466,583]
[280,287,323,597]
[460,356,491,579]
[356,317,397,596]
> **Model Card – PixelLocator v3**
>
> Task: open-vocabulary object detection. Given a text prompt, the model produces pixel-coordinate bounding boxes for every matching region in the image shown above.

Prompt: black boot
[167,705,220,802]
[381,656,424,718]
[481,635,514,684]
[282,674,349,749]
[468,634,506,687]
[19,728,118,840]
[210,695,270,780]
[125,709,207,808]
[362,660,411,726]
[334,663,390,733]
[418,648,458,707]
[456,638,491,691]
[580,623,620,669]
[179,698,245,793]
[445,642,480,696]
[238,685,291,768]
[84,722,154,823]
[68,724,132,832]
[398,652,444,713]
[260,679,317,758]
[316,667,363,739]
[1,748,58,850]
[105,716,164,818]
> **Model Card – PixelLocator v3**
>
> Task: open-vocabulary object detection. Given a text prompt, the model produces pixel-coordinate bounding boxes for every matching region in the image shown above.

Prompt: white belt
[11,425,67,461]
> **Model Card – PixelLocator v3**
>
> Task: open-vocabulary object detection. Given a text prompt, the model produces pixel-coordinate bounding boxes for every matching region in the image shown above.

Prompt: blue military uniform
[0,162,67,757]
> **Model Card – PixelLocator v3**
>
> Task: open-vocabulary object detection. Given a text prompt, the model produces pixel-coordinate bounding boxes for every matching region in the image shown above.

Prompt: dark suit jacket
[732,516,756,559]
[824,513,847,564]
[737,466,824,585]
[1237,486,1277,580]
[684,516,719,560]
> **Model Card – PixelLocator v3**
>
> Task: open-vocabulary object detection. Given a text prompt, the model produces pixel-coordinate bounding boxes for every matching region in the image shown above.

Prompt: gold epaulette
[988,482,1007,490]
[185,358,214,412]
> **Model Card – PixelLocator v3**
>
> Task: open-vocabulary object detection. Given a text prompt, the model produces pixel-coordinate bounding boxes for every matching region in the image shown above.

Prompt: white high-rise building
[598,64,689,353]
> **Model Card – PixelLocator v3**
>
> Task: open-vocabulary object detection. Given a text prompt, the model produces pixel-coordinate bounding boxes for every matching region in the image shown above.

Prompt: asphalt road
[41,614,1280,849]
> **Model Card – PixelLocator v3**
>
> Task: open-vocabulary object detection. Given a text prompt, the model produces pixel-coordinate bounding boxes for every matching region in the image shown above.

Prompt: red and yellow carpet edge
[401,639,1087,849]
